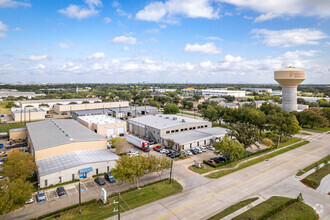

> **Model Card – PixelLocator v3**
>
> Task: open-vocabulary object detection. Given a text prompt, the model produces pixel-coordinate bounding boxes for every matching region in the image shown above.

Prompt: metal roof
[72,109,112,116]
[36,149,119,177]
[162,127,227,144]
[78,115,124,125]
[26,119,106,151]
[128,114,209,130]
[20,98,101,104]
[11,107,46,113]
[9,127,27,133]
[109,106,158,113]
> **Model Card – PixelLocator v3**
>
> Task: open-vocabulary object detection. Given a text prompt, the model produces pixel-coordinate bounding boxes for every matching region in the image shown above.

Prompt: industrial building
[77,115,126,138]
[128,115,212,143]
[241,88,272,93]
[274,67,306,112]
[0,89,45,99]
[9,128,27,140]
[162,127,227,151]
[53,101,129,114]
[11,107,47,122]
[26,119,119,188]
[70,105,158,119]
[18,98,101,109]
[199,89,246,98]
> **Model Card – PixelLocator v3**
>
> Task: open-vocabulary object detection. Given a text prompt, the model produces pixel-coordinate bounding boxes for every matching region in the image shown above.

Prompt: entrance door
[80,172,87,178]
[107,128,115,138]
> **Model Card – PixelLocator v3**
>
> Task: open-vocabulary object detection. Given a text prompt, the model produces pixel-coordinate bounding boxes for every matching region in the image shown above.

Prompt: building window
[190,143,192,148]
[201,126,204,128]
[193,127,196,129]
[175,130,179,132]
[204,140,206,145]
[158,132,160,135]
[171,130,175,133]
[59,176,62,183]
[182,146,184,150]
[205,125,208,128]
[154,130,155,134]
[197,126,200,129]
[180,129,183,131]
[197,142,199,146]
[107,166,109,172]
[185,128,188,131]
[72,174,75,180]
[45,180,48,187]
[166,131,170,134]
[189,127,192,130]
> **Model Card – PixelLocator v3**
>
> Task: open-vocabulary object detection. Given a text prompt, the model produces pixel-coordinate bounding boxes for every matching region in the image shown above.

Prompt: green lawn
[303,126,330,133]
[189,138,301,175]
[207,197,258,220]
[0,101,11,114]
[45,180,183,220]
[297,155,330,176]
[301,132,311,135]
[178,111,202,117]
[212,122,229,128]
[206,141,309,178]
[301,163,330,189]
[0,122,26,133]
[233,196,318,220]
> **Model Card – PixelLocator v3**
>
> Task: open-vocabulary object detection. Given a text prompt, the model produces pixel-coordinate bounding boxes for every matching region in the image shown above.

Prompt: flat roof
[162,127,227,144]
[20,98,101,104]
[26,119,106,151]
[11,107,45,113]
[78,115,124,125]
[109,106,158,113]
[128,114,208,130]
[9,127,27,133]
[37,149,119,177]
[58,100,128,106]
[72,109,112,116]
[72,105,158,116]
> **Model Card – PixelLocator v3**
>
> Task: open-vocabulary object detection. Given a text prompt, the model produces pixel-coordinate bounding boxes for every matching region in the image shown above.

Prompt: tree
[172,96,181,105]
[163,104,179,114]
[1,151,37,181]
[244,109,267,134]
[0,178,33,216]
[213,136,245,161]
[69,102,77,104]
[111,155,148,188]
[202,105,218,122]
[110,137,130,154]
[148,155,171,180]
[222,95,235,102]
[298,108,327,128]
[193,94,201,102]
[268,112,301,136]
[227,123,261,149]
[186,101,194,109]
[262,138,274,147]
[82,101,89,104]
[149,100,160,109]
[5,101,16,108]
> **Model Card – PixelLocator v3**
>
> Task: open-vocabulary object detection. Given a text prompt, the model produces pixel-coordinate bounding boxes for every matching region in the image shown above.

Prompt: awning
[79,167,93,174]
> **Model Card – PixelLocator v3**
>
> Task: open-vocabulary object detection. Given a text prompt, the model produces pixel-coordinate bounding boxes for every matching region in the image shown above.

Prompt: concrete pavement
[111,132,329,220]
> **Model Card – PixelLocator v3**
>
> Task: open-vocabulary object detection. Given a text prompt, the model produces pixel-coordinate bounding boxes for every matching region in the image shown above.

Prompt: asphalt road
[112,132,329,220]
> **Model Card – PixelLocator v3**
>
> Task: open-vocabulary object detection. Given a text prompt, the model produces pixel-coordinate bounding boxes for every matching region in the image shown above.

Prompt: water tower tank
[274,66,306,112]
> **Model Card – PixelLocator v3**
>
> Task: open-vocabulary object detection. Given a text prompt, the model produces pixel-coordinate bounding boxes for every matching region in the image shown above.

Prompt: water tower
[274,66,305,112]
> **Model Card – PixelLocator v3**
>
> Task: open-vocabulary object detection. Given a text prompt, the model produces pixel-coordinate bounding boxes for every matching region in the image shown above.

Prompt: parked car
[184,151,192,156]
[153,145,161,151]
[56,186,66,196]
[170,152,180,159]
[25,196,34,204]
[160,149,169,154]
[156,147,164,152]
[191,149,199,155]
[207,146,215,151]
[37,190,46,202]
[95,177,106,185]
[195,147,202,154]
[0,157,7,165]
[45,114,51,118]
[166,150,175,157]
[126,150,139,157]
[104,172,116,183]
[200,146,207,152]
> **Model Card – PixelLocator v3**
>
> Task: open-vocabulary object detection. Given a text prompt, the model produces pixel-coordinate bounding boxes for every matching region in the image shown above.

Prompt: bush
[262,138,274,147]
[259,198,298,220]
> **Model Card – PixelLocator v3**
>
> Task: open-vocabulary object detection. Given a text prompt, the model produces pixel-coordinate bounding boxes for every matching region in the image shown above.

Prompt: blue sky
[0,0,329,84]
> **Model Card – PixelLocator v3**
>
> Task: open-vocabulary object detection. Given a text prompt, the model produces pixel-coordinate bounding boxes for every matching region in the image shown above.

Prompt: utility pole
[169,159,173,184]
[277,134,281,149]
[117,192,121,220]
[79,182,82,214]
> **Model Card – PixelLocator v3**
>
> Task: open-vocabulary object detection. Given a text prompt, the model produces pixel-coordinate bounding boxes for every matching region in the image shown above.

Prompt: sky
[0,0,329,84]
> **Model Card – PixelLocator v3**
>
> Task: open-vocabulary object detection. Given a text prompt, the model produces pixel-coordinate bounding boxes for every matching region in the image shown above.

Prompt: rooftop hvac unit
[165,117,169,119]
[173,117,177,120]
[182,119,186,122]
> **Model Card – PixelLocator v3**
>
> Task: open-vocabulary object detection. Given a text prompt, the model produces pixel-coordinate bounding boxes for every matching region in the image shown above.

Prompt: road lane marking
[154,145,325,220]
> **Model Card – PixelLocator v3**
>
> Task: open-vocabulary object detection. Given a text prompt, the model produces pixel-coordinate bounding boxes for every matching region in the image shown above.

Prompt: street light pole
[169,159,173,184]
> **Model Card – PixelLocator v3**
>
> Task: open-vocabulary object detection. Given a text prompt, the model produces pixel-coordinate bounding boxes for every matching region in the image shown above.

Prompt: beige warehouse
[53,101,129,114]
[26,119,119,188]
[77,115,126,139]
[11,107,47,122]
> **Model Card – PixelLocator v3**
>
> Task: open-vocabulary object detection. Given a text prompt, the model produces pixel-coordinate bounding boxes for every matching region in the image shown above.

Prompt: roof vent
[182,119,186,122]
[173,117,177,120]
[165,117,169,119]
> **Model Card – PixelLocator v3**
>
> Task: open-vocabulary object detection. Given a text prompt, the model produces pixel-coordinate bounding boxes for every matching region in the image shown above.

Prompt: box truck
[126,135,150,152]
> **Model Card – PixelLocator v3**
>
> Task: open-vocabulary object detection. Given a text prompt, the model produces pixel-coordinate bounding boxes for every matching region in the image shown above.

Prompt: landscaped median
[205,141,309,179]
[189,137,303,175]
[35,178,182,220]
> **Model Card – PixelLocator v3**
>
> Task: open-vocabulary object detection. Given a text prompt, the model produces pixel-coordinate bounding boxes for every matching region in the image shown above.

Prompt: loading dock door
[117,127,125,136]
[107,128,115,138]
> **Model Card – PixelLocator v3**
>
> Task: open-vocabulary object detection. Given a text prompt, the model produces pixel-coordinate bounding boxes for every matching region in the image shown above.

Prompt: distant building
[53,101,129,114]
[0,89,45,99]
[27,119,119,188]
[18,98,101,109]
[11,107,47,122]
[148,88,176,93]
[241,88,272,93]
[271,90,282,96]
[199,89,246,98]
[77,115,126,138]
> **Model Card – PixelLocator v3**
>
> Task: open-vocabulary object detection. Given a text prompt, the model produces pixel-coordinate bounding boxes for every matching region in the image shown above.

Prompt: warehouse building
[53,101,129,114]
[128,115,212,143]
[77,115,126,138]
[241,88,272,93]
[70,105,158,119]
[0,89,45,99]
[162,127,227,151]
[9,128,27,140]
[11,107,47,122]
[199,89,246,98]
[18,98,101,109]
[26,119,119,188]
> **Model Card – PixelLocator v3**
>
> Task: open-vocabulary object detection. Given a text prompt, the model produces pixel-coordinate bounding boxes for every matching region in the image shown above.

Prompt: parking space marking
[66,188,77,196]
[83,183,88,190]
[93,180,99,188]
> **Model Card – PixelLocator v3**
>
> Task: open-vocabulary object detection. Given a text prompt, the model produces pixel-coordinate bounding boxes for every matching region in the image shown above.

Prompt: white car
[207,146,215,151]
[159,149,167,154]
[185,151,193,156]
[127,150,139,157]
[200,147,207,152]
[25,196,34,204]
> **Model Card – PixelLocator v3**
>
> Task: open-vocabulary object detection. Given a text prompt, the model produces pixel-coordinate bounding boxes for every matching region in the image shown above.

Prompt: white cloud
[26,55,49,61]
[109,35,137,44]
[218,0,330,22]
[200,60,212,68]
[252,28,328,47]
[160,24,167,29]
[13,27,22,32]
[243,15,253,20]
[184,42,221,54]
[0,20,8,31]
[58,0,102,20]
[112,0,132,18]
[58,40,74,49]
[35,64,45,69]
[136,0,219,22]
[122,46,130,51]
[0,32,7,38]
[144,28,160,34]
[205,36,222,41]
[88,52,105,59]
[0,0,31,8]
[104,17,112,23]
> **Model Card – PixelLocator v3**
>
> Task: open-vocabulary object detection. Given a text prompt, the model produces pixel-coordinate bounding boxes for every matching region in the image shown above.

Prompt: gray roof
[11,107,45,113]
[128,114,208,130]
[162,127,227,144]
[26,119,106,151]
[9,127,27,133]
[37,149,119,177]
[72,109,112,116]
[20,98,101,104]
[109,106,158,113]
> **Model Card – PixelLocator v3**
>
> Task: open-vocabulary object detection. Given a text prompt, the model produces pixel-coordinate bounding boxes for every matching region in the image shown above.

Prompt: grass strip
[297,154,330,176]
[206,141,309,178]
[301,163,330,189]
[0,122,26,133]
[42,179,182,220]
[207,197,258,220]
